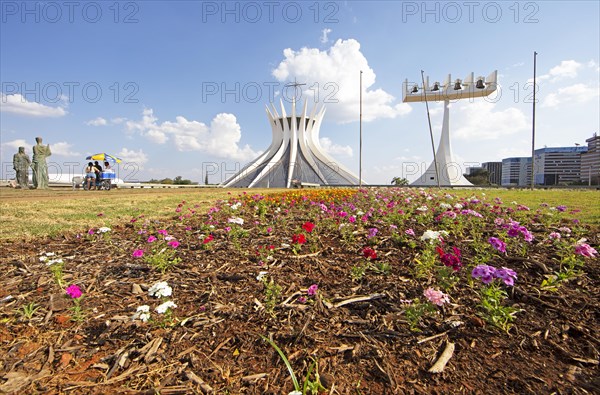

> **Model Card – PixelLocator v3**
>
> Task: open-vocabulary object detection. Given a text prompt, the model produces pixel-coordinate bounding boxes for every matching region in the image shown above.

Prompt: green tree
[391,177,409,186]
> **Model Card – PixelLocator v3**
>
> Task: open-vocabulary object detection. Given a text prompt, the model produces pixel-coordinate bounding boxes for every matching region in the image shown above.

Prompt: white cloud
[536,60,582,83]
[111,117,126,124]
[319,137,352,157]
[542,83,600,108]
[1,139,31,153]
[117,147,148,169]
[50,142,80,157]
[0,93,67,117]
[272,38,412,123]
[86,117,108,126]
[125,109,259,161]
[320,28,332,44]
[450,101,529,140]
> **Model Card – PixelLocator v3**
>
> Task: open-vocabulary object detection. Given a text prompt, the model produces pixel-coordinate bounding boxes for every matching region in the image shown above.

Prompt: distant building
[482,162,502,185]
[580,133,600,185]
[502,157,531,186]
[534,146,587,185]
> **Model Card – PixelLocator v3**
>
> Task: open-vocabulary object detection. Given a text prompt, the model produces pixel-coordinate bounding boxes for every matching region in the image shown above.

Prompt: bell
[411,85,419,93]
[475,77,485,89]
[453,79,462,90]
[431,82,440,91]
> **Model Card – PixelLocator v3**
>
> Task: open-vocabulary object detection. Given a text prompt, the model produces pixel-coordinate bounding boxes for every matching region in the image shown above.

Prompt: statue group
[13,137,52,189]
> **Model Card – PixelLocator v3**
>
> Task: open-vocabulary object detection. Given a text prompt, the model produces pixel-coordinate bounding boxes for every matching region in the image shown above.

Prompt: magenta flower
[147,235,157,243]
[423,288,449,306]
[65,284,82,299]
[548,232,561,240]
[157,229,168,235]
[488,237,507,253]
[575,243,598,258]
[436,246,462,271]
[307,284,318,296]
[168,240,180,249]
[405,228,415,236]
[132,249,144,258]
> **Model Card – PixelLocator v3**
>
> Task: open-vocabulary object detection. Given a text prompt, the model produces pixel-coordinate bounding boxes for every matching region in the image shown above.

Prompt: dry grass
[1,187,598,240]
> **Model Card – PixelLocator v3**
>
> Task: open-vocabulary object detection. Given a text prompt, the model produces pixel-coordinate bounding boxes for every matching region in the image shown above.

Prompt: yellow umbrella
[86,153,122,163]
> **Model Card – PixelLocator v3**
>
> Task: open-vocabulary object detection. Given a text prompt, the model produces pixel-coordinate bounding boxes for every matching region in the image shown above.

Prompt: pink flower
[575,243,598,258]
[132,249,144,258]
[548,232,561,240]
[65,284,82,299]
[423,288,449,306]
[168,240,180,249]
[307,284,318,296]
[488,237,507,253]
[157,229,168,235]
[405,229,415,236]
[147,235,157,243]
[302,222,315,233]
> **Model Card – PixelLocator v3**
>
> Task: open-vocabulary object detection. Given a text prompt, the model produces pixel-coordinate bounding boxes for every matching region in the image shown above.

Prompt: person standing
[31,137,51,189]
[93,161,103,188]
[13,147,31,189]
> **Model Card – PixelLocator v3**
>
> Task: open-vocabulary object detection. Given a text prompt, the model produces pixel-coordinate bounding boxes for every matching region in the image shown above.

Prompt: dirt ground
[0,191,599,394]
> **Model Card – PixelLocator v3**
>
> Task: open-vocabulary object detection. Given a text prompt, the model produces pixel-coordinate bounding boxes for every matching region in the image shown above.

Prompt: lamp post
[359,70,363,187]
[531,51,538,190]
[403,70,498,187]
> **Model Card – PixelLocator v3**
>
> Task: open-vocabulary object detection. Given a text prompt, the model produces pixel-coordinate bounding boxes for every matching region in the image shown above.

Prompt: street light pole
[359,70,363,187]
[531,51,538,190]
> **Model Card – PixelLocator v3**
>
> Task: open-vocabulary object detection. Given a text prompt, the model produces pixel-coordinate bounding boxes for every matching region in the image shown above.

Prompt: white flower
[156,301,177,314]
[230,202,241,210]
[228,217,244,225]
[132,305,151,322]
[164,235,175,241]
[46,258,64,266]
[39,256,48,262]
[45,252,56,256]
[416,206,428,212]
[148,281,173,298]
[289,392,302,395]
[439,203,452,210]
[98,227,111,233]
[420,230,448,243]
[453,203,464,210]
[256,271,268,281]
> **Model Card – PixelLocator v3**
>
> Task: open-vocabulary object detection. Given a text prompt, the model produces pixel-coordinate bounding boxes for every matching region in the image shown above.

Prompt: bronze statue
[13,146,31,189]
[31,137,51,189]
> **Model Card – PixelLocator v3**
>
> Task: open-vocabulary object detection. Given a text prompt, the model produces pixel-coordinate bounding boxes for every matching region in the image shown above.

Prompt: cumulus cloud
[124,109,259,161]
[450,101,529,140]
[0,93,67,117]
[272,38,412,123]
[117,147,149,169]
[1,139,31,152]
[535,60,582,83]
[86,117,108,126]
[319,137,352,157]
[542,83,600,108]
[50,142,80,157]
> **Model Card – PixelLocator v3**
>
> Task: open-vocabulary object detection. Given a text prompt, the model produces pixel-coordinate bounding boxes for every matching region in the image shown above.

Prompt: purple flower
[556,205,567,212]
[495,267,518,286]
[507,226,520,237]
[472,265,497,284]
[575,243,598,258]
[307,284,318,296]
[65,284,82,299]
[488,237,507,253]
[367,228,379,239]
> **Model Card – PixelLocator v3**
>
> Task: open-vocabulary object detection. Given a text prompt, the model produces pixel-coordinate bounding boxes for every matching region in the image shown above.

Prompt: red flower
[362,247,377,260]
[437,246,462,271]
[203,235,214,244]
[292,234,307,244]
[302,221,315,233]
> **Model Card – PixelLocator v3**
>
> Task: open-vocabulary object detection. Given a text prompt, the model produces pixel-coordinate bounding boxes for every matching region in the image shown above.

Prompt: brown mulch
[1,216,599,394]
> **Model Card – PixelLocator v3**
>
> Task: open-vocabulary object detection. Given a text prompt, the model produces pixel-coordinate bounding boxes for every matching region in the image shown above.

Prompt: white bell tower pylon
[403,70,498,186]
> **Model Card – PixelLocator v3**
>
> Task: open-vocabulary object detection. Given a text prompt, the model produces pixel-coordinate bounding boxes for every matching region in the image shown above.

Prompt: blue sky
[1,1,599,184]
